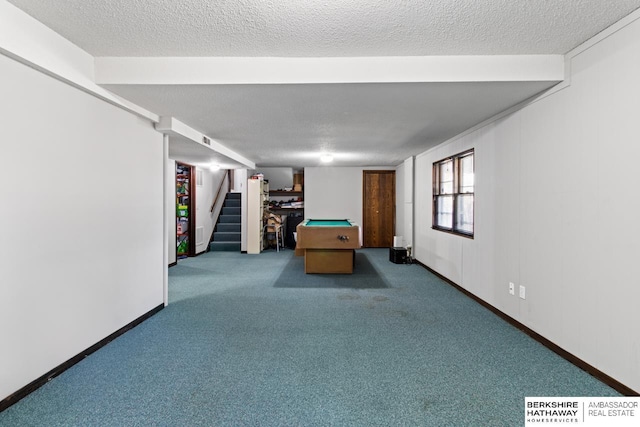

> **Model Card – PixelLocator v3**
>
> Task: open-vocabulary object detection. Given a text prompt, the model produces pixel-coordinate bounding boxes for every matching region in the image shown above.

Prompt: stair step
[213,232,241,242]
[219,214,241,224]
[210,241,241,252]
[217,223,240,233]
[209,192,242,252]
[222,206,241,215]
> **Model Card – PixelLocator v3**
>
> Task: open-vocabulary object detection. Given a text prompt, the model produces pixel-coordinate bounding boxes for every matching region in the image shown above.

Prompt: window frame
[432,149,475,238]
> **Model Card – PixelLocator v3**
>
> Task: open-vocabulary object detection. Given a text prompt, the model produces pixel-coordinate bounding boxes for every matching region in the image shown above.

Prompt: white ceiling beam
[95,55,564,85]
[156,117,255,169]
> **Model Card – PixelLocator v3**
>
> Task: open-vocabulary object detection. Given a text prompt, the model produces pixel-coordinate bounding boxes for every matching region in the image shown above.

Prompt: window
[433,149,474,237]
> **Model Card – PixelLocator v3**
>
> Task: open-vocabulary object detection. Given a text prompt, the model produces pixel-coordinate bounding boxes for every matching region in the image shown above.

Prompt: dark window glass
[433,149,474,237]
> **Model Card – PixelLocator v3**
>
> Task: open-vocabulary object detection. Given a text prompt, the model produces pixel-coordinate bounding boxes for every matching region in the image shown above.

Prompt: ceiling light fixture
[320,154,334,163]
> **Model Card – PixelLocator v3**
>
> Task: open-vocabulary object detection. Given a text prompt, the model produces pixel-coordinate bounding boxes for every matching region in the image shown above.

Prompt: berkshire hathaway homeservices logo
[525,397,638,426]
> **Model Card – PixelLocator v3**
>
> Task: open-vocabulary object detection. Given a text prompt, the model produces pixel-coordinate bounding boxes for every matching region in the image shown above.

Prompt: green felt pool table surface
[302,219,355,227]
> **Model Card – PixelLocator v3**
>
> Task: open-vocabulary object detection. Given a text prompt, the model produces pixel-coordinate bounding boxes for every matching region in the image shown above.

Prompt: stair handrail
[211,170,230,213]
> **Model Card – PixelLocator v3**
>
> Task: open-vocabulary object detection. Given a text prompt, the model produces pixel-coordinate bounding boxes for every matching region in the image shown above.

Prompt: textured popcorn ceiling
[8,0,640,56]
[104,80,557,167]
[8,0,640,167]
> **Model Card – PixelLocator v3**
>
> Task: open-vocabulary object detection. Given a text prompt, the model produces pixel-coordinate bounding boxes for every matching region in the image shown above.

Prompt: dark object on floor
[285,215,305,249]
[389,247,407,264]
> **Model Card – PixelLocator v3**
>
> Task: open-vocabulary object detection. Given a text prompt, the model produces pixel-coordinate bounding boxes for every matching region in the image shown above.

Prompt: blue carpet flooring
[0,249,618,426]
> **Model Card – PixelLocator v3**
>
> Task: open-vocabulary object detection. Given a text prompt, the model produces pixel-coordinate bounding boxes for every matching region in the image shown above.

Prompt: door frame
[176,161,197,258]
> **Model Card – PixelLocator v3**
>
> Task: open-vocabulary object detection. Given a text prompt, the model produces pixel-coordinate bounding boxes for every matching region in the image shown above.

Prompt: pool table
[295,219,361,274]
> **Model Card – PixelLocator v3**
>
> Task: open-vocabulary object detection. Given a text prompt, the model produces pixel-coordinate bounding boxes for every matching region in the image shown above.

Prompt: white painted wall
[232,169,245,193]
[254,167,294,190]
[194,167,227,254]
[395,157,414,249]
[0,54,164,401]
[305,166,395,231]
[413,15,640,392]
[396,162,406,245]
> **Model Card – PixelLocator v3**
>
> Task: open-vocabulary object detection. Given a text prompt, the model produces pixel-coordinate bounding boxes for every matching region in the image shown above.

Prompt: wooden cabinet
[247,178,269,254]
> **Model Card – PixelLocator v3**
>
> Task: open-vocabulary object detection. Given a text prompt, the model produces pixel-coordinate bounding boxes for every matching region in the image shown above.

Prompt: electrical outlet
[519,285,526,299]
[509,282,515,295]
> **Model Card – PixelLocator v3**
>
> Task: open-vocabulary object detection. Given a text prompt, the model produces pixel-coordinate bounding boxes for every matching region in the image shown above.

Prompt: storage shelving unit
[247,178,269,254]
[268,188,304,249]
[176,162,194,258]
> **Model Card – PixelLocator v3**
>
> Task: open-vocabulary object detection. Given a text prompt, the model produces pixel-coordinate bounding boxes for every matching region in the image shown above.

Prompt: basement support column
[162,133,169,306]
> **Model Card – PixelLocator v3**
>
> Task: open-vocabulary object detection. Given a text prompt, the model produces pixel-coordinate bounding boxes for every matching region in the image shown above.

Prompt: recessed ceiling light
[320,154,334,163]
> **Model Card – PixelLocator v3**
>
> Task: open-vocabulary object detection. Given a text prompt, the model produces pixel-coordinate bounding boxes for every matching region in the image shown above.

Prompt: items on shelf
[268,189,304,213]
[265,212,283,229]
[268,198,303,210]
[249,172,305,251]
[176,163,192,258]
[263,212,285,250]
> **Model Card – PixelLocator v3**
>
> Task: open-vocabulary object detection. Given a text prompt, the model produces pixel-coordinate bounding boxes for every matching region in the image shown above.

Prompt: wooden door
[362,170,395,247]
